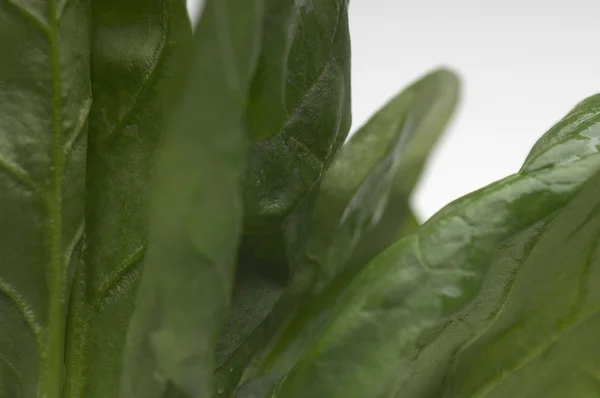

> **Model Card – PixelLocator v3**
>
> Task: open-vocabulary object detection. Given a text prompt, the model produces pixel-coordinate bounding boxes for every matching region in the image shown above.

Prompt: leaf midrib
[41,1,67,397]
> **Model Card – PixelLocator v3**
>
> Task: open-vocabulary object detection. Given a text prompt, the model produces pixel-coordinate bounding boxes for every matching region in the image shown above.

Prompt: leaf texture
[217,68,459,397]
[0,1,90,397]
[119,1,265,397]
[241,0,352,270]
[275,95,600,398]
[63,1,192,397]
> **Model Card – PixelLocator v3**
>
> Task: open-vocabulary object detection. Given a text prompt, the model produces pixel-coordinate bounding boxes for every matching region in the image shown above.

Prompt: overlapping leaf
[396,95,600,398]
[215,68,460,397]
[241,0,352,270]
[215,0,353,387]
[119,1,264,397]
[274,95,600,398]
[64,1,191,397]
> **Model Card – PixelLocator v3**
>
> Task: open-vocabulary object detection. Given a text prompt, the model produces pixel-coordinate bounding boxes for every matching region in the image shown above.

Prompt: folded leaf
[0,2,90,397]
[119,1,264,397]
[241,0,352,269]
[216,68,459,397]
[63,1,191,397]
[275,95,600,398]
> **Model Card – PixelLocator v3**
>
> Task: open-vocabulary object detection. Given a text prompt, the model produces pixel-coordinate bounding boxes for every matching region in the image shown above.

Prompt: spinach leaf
[439,166,600,398]
[64,1,191,397]
[396,95,600,398]
[0,1,90,396]
[119,1,264,397]
[275,95,600,398]
[290,68,460,290]
[216,68,459,397]
[241,0,352,270]
[214,0,352,389]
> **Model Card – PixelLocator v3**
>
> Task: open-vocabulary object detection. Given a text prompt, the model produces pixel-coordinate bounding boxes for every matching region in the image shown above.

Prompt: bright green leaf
[396,95,600,398]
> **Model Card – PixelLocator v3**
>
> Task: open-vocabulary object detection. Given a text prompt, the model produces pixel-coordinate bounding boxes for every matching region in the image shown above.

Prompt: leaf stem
[40,1,67,397]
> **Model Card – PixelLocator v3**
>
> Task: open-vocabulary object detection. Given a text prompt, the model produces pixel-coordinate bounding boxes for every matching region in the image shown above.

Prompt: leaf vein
[3,0,51,36]
[0,154,43,196]
[284,60,334,135]
[0,278,42,338]
[0,351,24,397]
[99,3,168,147]
[94,243,147,307]
[472,304,600,398]
[63,220,84,283]
[287,135,322,167]
[63,97,92,158]
[471,226,600,397]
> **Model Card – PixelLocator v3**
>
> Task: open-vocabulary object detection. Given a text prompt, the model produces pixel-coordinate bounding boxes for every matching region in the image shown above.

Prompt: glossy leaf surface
[64,1,191,397]
[276,96,600,398]
[0,1,90,397]
[397,95,600,398]
[119,1,264,397]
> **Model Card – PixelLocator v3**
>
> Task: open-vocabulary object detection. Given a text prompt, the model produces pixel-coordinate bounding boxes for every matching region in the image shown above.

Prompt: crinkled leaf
[275,95,600,398]
[214,0,352,390]
[63,1,191,397]
[0,1,90,396]
[241,0,352,269]
[216,68,459,397]
[119,1,264,397]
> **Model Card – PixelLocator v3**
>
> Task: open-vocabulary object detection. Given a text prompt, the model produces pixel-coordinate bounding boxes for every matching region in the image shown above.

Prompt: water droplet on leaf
[215,373,227,395]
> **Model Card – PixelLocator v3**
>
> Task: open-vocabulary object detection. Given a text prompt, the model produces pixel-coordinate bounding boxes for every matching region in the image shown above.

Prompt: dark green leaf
[245,0,298,141]
[213,0,352,391]
[275,95,600,398]
[0,1,90,397]
[63,1,191,398]
[216,68,459,397]
[119,1,264,397]
[241,0,352,269]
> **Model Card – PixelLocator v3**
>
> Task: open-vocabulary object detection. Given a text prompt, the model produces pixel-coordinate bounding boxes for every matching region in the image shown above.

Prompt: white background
[186,0,600,220]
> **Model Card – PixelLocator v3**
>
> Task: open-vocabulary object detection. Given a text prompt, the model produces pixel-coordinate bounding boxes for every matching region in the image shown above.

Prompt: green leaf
[0,1,90,397]
[396,95,600,398]
[275,95,600,398]
[291,68,460,290]
[213,0,352,390]
[241,0,352,269]
[119,1,264,397]
[63,1,191,398]
[245,0,298,141]
[215,68,459,397]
